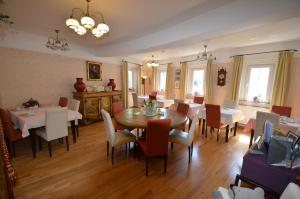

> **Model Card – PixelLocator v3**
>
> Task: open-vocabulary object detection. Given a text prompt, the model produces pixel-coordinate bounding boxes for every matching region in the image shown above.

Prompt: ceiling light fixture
[46,30,69,51]
[197,45,216,61]
[66,0,110,38]
[146,55,159,67]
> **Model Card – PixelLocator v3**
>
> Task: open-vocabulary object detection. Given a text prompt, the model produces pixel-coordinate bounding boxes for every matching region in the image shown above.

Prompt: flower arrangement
[144,100,157,116]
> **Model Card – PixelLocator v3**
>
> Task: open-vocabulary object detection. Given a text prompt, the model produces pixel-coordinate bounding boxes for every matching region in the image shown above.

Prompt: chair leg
[39,137,42,151]
[171,142,174,150]
[125,143,128,155]
[249,130,254,148]
[106,141,109,157]
[205,125,208,137]
[188,146,191,163]
[12,142,16,158]
[217,129,220,141]
[66,136,69,151]
[164,155,168,174]
[146,157,149,176]
[111,147,114,164]
[48,141,52,158]
[191,142,194,156]
[76,125,79,137]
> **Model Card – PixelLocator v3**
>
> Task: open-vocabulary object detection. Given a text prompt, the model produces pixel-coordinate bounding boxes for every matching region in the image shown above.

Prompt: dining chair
[58,97,68,107]
[149,95,157,100]
[36,108,69,157]
[271,105,292,117]
[169,112,199,163]
[193,96,204,104]
[176,102,190,131]
[254,111,280,142]
[0,108,25,157]
[132,92,139,108]
[68,99,80,136]
[101,109,136,164]
[205,104,227,141]
[150,91,158,96]
[222,99,238,109]
[138,119,171,176]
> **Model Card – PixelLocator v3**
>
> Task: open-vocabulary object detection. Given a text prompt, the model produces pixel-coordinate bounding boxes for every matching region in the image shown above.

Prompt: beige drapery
[230,55,244,103]
[271,51,294,106]
[205,59,213,103]
[179,62,188,99]
[137,66,142,95]
[121,61,129,108]
[151,67,158,92]
[165,63,174,99]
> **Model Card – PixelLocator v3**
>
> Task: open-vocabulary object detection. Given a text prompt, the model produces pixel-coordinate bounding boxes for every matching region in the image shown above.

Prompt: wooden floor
[12,121,250,199]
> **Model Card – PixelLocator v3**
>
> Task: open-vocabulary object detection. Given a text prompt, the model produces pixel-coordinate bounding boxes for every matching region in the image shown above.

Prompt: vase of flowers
[144,100,157,116]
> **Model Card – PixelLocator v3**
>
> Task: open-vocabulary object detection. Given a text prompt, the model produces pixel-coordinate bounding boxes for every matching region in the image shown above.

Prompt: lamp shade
[92,28,103,38]
[75,26,87,35]
[81,16,95,29]
[66,18,79,29]
[97,23,109,33]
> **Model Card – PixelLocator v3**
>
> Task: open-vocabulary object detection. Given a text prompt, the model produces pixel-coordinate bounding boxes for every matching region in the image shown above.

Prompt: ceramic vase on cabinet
[107,79,116,91]
[74,78,86,92]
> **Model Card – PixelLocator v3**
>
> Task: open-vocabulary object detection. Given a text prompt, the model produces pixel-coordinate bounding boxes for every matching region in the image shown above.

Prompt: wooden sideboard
[73,91,122,125]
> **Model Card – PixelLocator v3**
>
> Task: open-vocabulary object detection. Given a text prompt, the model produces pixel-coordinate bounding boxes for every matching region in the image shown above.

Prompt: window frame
[128,69,134,91]
[187,64,206,96]
[158,69,167,92]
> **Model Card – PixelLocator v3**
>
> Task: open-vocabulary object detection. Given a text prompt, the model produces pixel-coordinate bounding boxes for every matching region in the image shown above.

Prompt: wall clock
[217,68,227,86]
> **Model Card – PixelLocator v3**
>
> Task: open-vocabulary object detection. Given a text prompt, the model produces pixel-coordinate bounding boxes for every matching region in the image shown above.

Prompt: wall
[0,47,121,108]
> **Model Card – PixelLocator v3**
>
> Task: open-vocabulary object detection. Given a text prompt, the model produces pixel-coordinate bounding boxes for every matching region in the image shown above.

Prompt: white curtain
[121,61,129,108]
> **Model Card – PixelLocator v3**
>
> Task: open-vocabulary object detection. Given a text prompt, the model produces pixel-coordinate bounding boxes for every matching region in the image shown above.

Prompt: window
[241,64,274,103]
[191,69,205,95]
[159,71,167,91]
[128,70,133,90]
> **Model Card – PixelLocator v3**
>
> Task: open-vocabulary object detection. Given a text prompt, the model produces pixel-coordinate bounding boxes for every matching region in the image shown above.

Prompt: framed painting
[86,61,102,81]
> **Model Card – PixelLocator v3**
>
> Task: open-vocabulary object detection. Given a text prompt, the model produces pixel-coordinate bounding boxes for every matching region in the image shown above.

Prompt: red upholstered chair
[112,101,134,132]
[271,105,292,117]
[58,97,68,107]
[176,102,190,131]
[0,108,24,157]
[138,119,171,176]
[150,91,158,96]
[205,104,227,141]
[193,96,204,104]
[149,95,157,100]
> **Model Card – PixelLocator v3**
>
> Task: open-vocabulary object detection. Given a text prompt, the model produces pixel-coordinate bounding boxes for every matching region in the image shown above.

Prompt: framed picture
[174,81,180,89]
[175,69,181,81]
[86,61,102,81]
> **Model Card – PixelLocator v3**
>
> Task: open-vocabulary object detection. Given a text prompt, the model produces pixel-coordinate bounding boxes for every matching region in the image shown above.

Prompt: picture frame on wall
[86,61,102,81]
[174,69,181,89]
[174,81,180,89]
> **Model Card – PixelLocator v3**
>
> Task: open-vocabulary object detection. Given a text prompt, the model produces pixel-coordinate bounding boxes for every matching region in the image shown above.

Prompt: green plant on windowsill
[0,14,13,25]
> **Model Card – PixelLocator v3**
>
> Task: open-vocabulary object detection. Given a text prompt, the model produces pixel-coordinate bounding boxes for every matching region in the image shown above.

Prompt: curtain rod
[230,49,298,58]
[180,57,216,64]
[122,60,143,66]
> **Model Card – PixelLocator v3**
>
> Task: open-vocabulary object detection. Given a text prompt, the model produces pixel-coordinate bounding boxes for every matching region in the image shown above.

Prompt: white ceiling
[1,0,300,61]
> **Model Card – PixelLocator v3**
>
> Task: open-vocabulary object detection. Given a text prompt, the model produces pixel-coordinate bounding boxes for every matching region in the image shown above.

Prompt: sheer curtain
[151,67,158,92]
[137,66,142,95]
[121,61,129,108]
[205,59,213,103]
[230,55,244,103]
[179,62,188,99]
[271,51,294,106]
[165,63,174,99]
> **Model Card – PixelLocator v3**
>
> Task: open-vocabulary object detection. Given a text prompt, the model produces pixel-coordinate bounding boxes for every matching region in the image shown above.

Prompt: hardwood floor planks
[12,121,249,198]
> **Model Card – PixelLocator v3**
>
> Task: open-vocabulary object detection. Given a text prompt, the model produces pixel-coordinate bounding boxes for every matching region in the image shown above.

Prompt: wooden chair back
[0,108,20,141]
[193,96,204,104]
[177,103,189,116]
[112,101,124,114]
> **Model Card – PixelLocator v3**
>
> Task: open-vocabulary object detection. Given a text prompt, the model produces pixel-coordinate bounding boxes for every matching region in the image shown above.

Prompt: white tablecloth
[199,108,244,125]
[9,106,82,138]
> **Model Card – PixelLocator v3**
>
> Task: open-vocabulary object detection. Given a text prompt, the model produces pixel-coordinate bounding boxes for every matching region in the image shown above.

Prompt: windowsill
[239,100,270,109]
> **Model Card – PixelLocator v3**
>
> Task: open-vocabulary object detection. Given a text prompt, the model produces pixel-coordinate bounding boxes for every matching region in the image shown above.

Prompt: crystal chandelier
[146,55,159,67]
[197,45,216,61]
[46,30,69,51]
[66,0,110,38]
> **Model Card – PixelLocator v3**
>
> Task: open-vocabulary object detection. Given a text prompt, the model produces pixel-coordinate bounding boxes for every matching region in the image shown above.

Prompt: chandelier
[146,55,159,67]
[46,30,69,51]
[65,0,110,38]
[197,45,216,61]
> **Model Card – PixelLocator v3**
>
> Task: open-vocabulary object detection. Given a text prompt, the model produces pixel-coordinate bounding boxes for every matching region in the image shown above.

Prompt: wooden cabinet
[73,91,122,125]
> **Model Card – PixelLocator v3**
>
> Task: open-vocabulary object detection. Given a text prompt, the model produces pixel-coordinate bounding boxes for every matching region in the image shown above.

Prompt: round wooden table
[114,108,188,129]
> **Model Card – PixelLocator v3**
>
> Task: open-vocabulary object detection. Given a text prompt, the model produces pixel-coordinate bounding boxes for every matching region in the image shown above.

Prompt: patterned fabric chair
[101,109,136,164]
[0,108,24,157]
[271,105,292,117]
[68,99,80,136]
[205,104,227,141]
[138,119,171,176]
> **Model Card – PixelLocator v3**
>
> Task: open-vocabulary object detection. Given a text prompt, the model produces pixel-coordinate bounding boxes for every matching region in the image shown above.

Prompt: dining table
[9,106,82,158]
[199,107,244,142]
[243,115,300,146]
[114,108,188,129]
